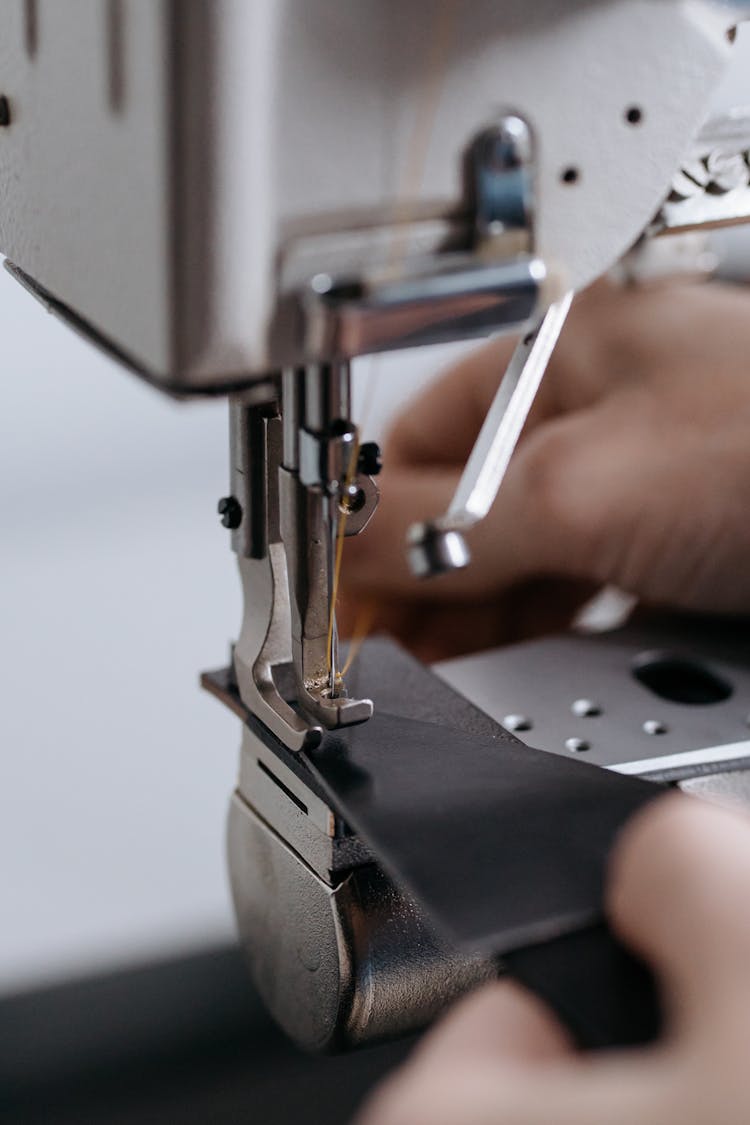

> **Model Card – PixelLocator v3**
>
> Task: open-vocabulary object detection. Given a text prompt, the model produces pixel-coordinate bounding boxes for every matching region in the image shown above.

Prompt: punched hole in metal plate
[632,652,733,706]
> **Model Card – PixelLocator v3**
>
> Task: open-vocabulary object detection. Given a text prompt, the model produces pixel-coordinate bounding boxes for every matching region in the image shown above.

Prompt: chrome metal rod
[407,290,573,578]
[447,290,574,527]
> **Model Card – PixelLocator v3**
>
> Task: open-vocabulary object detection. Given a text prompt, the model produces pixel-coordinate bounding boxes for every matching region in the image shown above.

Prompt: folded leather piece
[503,923,660,1048]
[303,639,663,1047]
[306,710,659,955]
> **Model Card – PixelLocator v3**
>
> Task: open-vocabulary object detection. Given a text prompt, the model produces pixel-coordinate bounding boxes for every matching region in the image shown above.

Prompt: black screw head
[358,442,383,477]
[217,496,242,530]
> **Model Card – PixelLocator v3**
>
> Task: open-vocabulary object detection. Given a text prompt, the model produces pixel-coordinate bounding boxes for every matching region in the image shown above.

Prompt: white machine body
[0,0,743,390]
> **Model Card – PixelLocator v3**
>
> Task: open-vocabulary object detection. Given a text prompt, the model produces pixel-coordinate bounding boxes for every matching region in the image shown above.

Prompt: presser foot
[295,680,374,731]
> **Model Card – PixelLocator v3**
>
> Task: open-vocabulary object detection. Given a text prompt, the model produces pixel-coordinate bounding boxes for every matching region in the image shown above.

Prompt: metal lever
[302,115,555,362]
[408,290,574,578]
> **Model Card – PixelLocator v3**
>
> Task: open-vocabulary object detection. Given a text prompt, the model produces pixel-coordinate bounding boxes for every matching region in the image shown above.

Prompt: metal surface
[405,113,572,578]
[227,793,495,1052]
[231,400,324,751]
[409,291,573,576]
[231,368,379,751]
[301,254,549,362]
[407,522,471,580]
[278,363,377,731]
[471,117,535,245]
[0,1,743,388]
[226,694,503,1052]
[437,618,750,780]
[655,107,750,236]
[212,640,511,1050]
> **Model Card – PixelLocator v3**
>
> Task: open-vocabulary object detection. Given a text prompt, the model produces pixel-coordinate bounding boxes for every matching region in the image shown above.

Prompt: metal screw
[358,442,383,477]
[571,699,602,718]
[407,521,471,578]
[643,720,668,736]
[340,483,366,515]
[565,737,590,753]
[503,714,533,733]
[217,496,242,530]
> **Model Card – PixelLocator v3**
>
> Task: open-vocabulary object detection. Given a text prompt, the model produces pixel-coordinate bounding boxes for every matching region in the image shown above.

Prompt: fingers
[359,793,750,1125]
[357,980,572,1125]
[345,279,750,629]
[385,336,520,469]
[343,406,610,603]
[339,578,597,662]
[608,793,750,1032]
[383,279,621,473]
[357,981,677,1125]
[343,282,627,605]
[411,980,573,1070]
[360,1059,678,1125]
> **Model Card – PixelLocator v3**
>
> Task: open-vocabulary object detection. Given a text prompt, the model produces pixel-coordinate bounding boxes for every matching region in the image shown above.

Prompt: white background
[1,29,750,996]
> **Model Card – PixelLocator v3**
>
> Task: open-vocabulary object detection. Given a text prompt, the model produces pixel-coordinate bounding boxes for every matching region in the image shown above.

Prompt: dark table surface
[0,943,412,1125]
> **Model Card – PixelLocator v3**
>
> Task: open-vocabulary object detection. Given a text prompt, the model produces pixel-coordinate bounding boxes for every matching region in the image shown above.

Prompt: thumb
[607,792,750,1036]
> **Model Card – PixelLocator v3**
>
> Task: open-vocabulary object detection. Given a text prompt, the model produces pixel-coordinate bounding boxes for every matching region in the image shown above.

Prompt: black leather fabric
[306,711,659,956]
[302,640,663,1047]
[504,924,661,1047]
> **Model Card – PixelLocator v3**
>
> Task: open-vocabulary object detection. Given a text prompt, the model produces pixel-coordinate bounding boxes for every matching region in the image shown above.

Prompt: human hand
[342,281,750,661]
[357,793,750,1125]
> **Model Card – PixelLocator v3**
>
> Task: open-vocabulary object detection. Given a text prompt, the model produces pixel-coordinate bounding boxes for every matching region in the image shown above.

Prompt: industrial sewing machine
[4,0,750,1052]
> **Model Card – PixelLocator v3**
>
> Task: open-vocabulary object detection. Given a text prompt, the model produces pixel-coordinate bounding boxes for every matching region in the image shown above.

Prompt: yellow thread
[340,599,377,678]
[325,431,361,682]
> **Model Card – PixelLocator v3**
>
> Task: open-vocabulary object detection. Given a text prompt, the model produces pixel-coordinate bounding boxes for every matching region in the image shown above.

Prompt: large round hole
[632,652,733,706]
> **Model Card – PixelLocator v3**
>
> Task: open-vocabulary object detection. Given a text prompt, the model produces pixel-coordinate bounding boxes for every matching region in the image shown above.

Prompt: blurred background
[1,24,750,1124]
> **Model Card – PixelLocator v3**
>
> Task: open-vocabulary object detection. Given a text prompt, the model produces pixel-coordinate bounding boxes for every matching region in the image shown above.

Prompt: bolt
[565,737,591,753]
[358,442,383,477]
[340,483,366,516]
[503,714,533,733]
[572,699,602,718]
[217,496,242,530]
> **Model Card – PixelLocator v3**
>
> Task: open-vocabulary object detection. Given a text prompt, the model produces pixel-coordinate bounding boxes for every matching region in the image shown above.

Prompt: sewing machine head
[3,0,750,1051]
[4,0,749,749]
[2,0,744,384]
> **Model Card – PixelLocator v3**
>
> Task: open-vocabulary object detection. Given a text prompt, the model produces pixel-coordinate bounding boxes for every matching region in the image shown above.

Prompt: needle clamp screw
[218,496,243,530]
